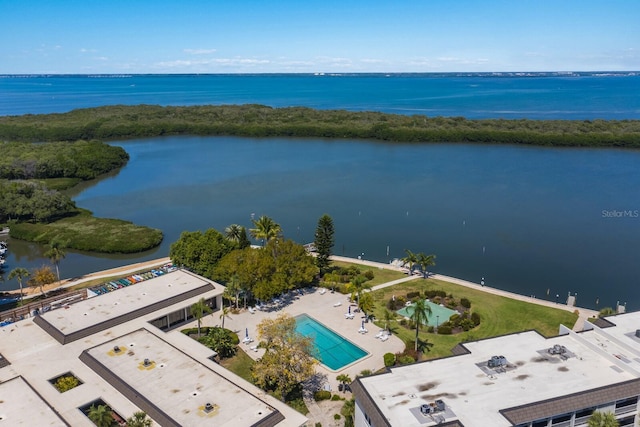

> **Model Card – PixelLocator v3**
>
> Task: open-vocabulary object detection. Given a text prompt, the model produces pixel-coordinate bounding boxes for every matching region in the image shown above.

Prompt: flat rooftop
[0,376,68,426]
[82,328,282,427]
[35,270,214,343]
[357,329,639,426]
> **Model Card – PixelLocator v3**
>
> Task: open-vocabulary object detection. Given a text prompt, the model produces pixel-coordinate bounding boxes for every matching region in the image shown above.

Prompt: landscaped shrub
[315,423,322,427]
[425,289,447,299]
[53,374,80,393]
[460,297,471,308]
[384,352,396,367]
[428,326,435,333]
[314,390,331,401]
[334,414,341,420]
[406,291,420,300]
[387,296,406,310]
[460,318,475,331]
[358,369,372,377]
[399,318,407,326]
[363,270,374,280]
[437,325,452,335]
[449,313,461,324]
[397,354,415,365]
[471,312,481,326]
[331,394,343,401]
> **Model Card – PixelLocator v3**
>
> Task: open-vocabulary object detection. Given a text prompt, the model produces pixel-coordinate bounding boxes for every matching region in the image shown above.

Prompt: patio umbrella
[245,328,249,339]
[348,305,351,314]
[361,320,365,329]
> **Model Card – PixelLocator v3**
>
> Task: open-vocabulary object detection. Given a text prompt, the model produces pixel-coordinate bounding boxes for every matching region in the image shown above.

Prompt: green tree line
[0,140,129,180]
[1,104,639,148]
[0,180,76,223]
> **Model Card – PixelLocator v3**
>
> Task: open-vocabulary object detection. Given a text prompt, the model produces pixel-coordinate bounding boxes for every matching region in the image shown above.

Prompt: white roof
[358,318,640,427]
[85,328,279,427]
[0,269,306,426]
[41,270,212,335]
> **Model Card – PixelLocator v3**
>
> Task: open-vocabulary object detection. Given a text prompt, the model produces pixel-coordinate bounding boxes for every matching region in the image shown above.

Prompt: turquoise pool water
[396,301,458,326]
[295,314,368,370]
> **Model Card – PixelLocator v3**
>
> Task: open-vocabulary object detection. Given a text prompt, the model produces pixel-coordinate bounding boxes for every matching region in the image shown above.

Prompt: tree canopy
[0,140,128,180]
[252,313,316,401]
[1,104,639,148]
[169,228,236,278]
[314,214,335,273]
[0,180,77,223]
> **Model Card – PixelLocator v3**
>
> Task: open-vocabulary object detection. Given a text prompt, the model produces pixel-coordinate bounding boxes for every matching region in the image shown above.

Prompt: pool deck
[199,289,405,393]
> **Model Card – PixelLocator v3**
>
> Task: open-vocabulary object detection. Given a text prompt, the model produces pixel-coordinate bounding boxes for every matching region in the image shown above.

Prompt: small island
[0,140,163,254]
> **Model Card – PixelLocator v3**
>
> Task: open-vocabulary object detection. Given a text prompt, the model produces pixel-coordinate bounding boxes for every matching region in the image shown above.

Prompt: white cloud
[183,48,217,55]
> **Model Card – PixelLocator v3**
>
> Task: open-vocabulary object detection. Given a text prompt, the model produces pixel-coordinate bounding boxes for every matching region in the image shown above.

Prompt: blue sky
[2,0,639,74]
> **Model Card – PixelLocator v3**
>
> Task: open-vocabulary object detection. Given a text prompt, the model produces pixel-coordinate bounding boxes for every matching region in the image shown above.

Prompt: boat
[0,227,9,236]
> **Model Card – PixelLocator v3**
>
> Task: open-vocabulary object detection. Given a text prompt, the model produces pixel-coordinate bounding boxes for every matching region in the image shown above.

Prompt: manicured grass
[329,261,407,287]
[369,277,579,359]
[219,349,255,383]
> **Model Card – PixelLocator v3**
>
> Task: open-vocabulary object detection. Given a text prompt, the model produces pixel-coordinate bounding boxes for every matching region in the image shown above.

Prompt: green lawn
[329,261,407,287]
[368,277,579,359]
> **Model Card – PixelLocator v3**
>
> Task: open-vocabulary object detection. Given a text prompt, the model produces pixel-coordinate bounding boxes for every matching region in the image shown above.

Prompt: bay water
[1,74,639,310]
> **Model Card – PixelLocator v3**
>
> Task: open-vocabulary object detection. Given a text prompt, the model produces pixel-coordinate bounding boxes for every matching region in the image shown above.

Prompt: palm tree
[225,224,244,241]
[249,215,282,246]
[416,253,436,278]
[225,224,250,248]
[223,274,242,309]
[191,298,212,338]
[336,373,352,393]
[383,309,394,333]
[8,267,29,303]
[44,239,66,282]
[409,299,432,352]
[219,305,231,329]
[87,404,114,427]
[401,249,418,275]
[587,410,619,427]
[126,411,152,427]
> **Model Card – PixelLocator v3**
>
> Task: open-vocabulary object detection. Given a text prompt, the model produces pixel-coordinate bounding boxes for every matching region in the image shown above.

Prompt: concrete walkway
[330,255,598,332]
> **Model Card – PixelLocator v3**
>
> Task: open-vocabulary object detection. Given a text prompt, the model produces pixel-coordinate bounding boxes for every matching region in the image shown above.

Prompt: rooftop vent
[113,346,121,353]
[143,358,151,367]
[548,344,567,355]
[488,355,507,368]
[204,403,214,413]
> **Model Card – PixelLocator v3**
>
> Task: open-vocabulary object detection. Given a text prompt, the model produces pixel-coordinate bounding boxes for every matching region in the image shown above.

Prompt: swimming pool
[295,314,368,371]
[396,301,458,326]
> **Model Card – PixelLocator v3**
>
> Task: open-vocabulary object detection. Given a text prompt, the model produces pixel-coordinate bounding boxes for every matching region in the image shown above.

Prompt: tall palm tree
[416,253,436,278]
[225,224,249,247]
[249,215,282,246]
[219,305,231,329]
[383,309,394,333]
[587,410,619,427]
[410,299,432,352]
[191,298,212,338]
[44,239,66,282]
[401,249,418,275]
[8,267,30,303]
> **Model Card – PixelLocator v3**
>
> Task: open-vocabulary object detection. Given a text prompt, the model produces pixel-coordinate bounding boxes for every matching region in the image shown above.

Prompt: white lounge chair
[250,345,258,352]
[319,288,326,295]
[345,313,355,319]
[333,301,342,307]
[248,307,256,314]
[380,334,390,342]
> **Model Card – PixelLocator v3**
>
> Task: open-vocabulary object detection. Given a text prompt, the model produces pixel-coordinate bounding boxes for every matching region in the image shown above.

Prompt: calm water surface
[4,136,638,311]
[1,74,639,310]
